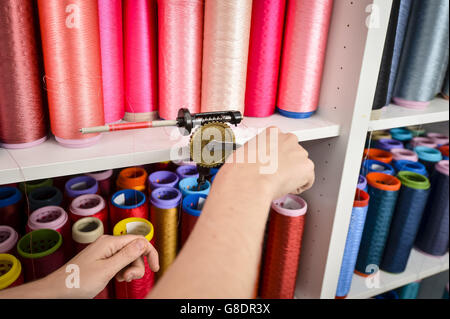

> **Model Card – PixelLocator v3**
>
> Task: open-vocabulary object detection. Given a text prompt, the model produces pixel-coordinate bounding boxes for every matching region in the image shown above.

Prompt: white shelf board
[0,114,339,184]
[347,249,449,299]
[368,97,449,131]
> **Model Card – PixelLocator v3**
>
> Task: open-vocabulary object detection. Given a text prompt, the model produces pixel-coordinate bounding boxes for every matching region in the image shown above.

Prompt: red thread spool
[0,187,23,234]
[0,226,19,256]
[86,170,114,198]
[180,194,207,248]
[0,254,24,290]
[439,145,449,159]
[17,229,65,282]
[110,189,149,228]
[27,206,72,261]
[113,217,155,299]
[260,194,307,299]
[69,194,109,234]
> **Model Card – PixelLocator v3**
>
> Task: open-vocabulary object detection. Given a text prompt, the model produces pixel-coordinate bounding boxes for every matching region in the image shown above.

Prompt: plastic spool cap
[55,134,102,149]
[406,126,426,137]
[397,171,430,190]
[391,148,418,162]
[357,175,367,191]
[276,108,315,119]
[363,148,393,164]
[17,229,62,259]
[393,97,429,109]
[65,176,99,199]
[176,165,199,180]
[150,187,182,209]
[427,133,449,147]
[394,160,428,176]
[148,171,179,190]
[19,178,53,194]
[111,189,147,210]
[414,146,443,163]
[86,169,113,182]
[410,137,438,149]
[70,194,106,217]
[27,206,68,231]
[0,136,48,150]
[435,160,449,176]
[179,177,211,198]
[113,217,154,242]
[0,226,18,254]
[28,186,63,212]
[362,159,395,176]
[116,167,148,191]
[0,254,22,290]
[439,145,449,159]
[182,194,208,217]
[376,138,404,151]
[72,217,104,244]
[371,131,392,141]
[366,172,401,192]
[390,128,413,142]
[271,194,307,217]
[0,187,22,209]
[354,190,370,207]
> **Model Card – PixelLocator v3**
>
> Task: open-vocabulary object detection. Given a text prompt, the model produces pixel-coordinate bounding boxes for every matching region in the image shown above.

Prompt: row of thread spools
[372,0,449,111]
[0,0,335,150]
[0,161,309,299]
[335,126,449,298]
[373,281,449,299]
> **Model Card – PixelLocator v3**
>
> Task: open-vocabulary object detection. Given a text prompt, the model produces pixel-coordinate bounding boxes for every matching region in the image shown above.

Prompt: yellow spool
[0,254,22,290]
[113,217,154,242]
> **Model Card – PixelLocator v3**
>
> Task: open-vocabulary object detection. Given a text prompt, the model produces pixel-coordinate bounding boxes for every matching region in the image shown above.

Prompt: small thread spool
[390,128,413,143]
[415,160,449,256]
[64,176,99,204]
[69,194,109,234]
[439,145,449,160]
[355,173,401,276]
[357,175,368,192]
[409,137,438,149]
[28,186,63,213]
[179,177,211,198]
[406,126,426,137]
[110,189,148,227]
[260,194,307,299]
[427,133,449,147]
[17,229,64,282]
[27,206,72,261]
[116,167,148,192]
[0,226,19,256]
[0,187,23,234]
[19,178,53,195]
[336,190,369,299]
[181,194,207,248]
[398,281,421,299]
[367,131,392,149]
[113,217,154,299]
[86,170,114,198]
[150,187,182,280]
[0,254,23,290]
[381,172,431,273]
[148,171,179,191]
[361,159,395,176]
[376,139,404,152]
[363,148,393,164]
[394,160,428,176]
[414,146,443,175]
[175,165,199,181]
[391,148,418,163]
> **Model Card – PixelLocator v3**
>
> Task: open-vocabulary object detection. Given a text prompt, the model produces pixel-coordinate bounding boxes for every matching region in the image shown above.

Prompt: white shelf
[347,249,449,299]
[0,114,339,184]
[368,97,449,131]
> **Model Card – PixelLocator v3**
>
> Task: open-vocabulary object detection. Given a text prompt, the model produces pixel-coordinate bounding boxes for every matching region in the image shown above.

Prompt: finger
[121,257,146,282]
[145,243,160,272]
[95,234,148,259]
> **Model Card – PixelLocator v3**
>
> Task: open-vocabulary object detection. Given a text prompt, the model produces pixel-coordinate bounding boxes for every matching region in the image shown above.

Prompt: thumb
[103,238,149,278]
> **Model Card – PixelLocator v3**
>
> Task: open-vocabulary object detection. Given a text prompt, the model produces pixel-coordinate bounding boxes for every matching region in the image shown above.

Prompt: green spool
[397,171,430,190]
[19,179,53,195]
[406,126,426,137]
[17,229,62,259]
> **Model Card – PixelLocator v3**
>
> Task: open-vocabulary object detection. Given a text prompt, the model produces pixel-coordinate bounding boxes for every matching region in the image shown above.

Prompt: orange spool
[363,148,393,164]
[439,145,449,159]
[116,167,148,192]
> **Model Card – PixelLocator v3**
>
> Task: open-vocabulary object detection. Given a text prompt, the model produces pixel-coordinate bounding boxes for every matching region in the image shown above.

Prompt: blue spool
[393,160,428,176]
[361,159,395,176]
[414,146,443,174]
[179,177,211,198]
[111,189,146,209]
[276,107,315,119]
[398,281,421,299]
[390,128,413,142]
[0,187,22,209]
[182,194,208,218]
[375,290,399,299]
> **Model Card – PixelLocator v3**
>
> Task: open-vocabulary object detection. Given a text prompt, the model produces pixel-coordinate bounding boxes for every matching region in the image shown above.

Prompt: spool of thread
[64,176,99,203]
[386,0,413,105]
[260,194,307,299]
[357,175,368,192]
[398,281,421,299]
[414,146,443,175]
[69,194,109,234]
[376,139,404,152]
[393,0,449,108]
[381,172,430,273]
[201,0,253,113]
[150,187,182,279]
[157,0,203,120]
[179,177,211,198]
[86,170,114,198]
[98,0,124,124]
[406,126,426,137]
[17,229,64,282]
[19,178,53,195]
[427,133,449,147]
[0,226,19,256]
[110,189,148,227]
[0,0,48,148]
[28,186,63,212]
[442,69,449,99]
[336,190,369,299]
[148,171,179,191]
[175,165,199,181]
[0,254,23,290]
[244,0,286,117]
[363,148,393,164]
[0,187,23,234]
[355,173,401,276]
[390,128,413,143]
[361,159,395,176]
[439,145,449,160]
[181,194,207,248]
[394,160,428,176]
[409,137,438,149]
[368,131,392,149]
[124,0,158,122]
[375,290,399,299]
[277,0,333,118]
[116,167,148,192]
[113,217,154,299]
[415,160,449,256]
[391,148,418,163]
[37,0,104,147]
[372,0,400,110]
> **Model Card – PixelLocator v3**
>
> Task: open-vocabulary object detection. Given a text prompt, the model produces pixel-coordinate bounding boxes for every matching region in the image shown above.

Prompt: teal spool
[398,281,421,299]
[179,177,211,198]
[414,146,443,175]
[390,128,413,142]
